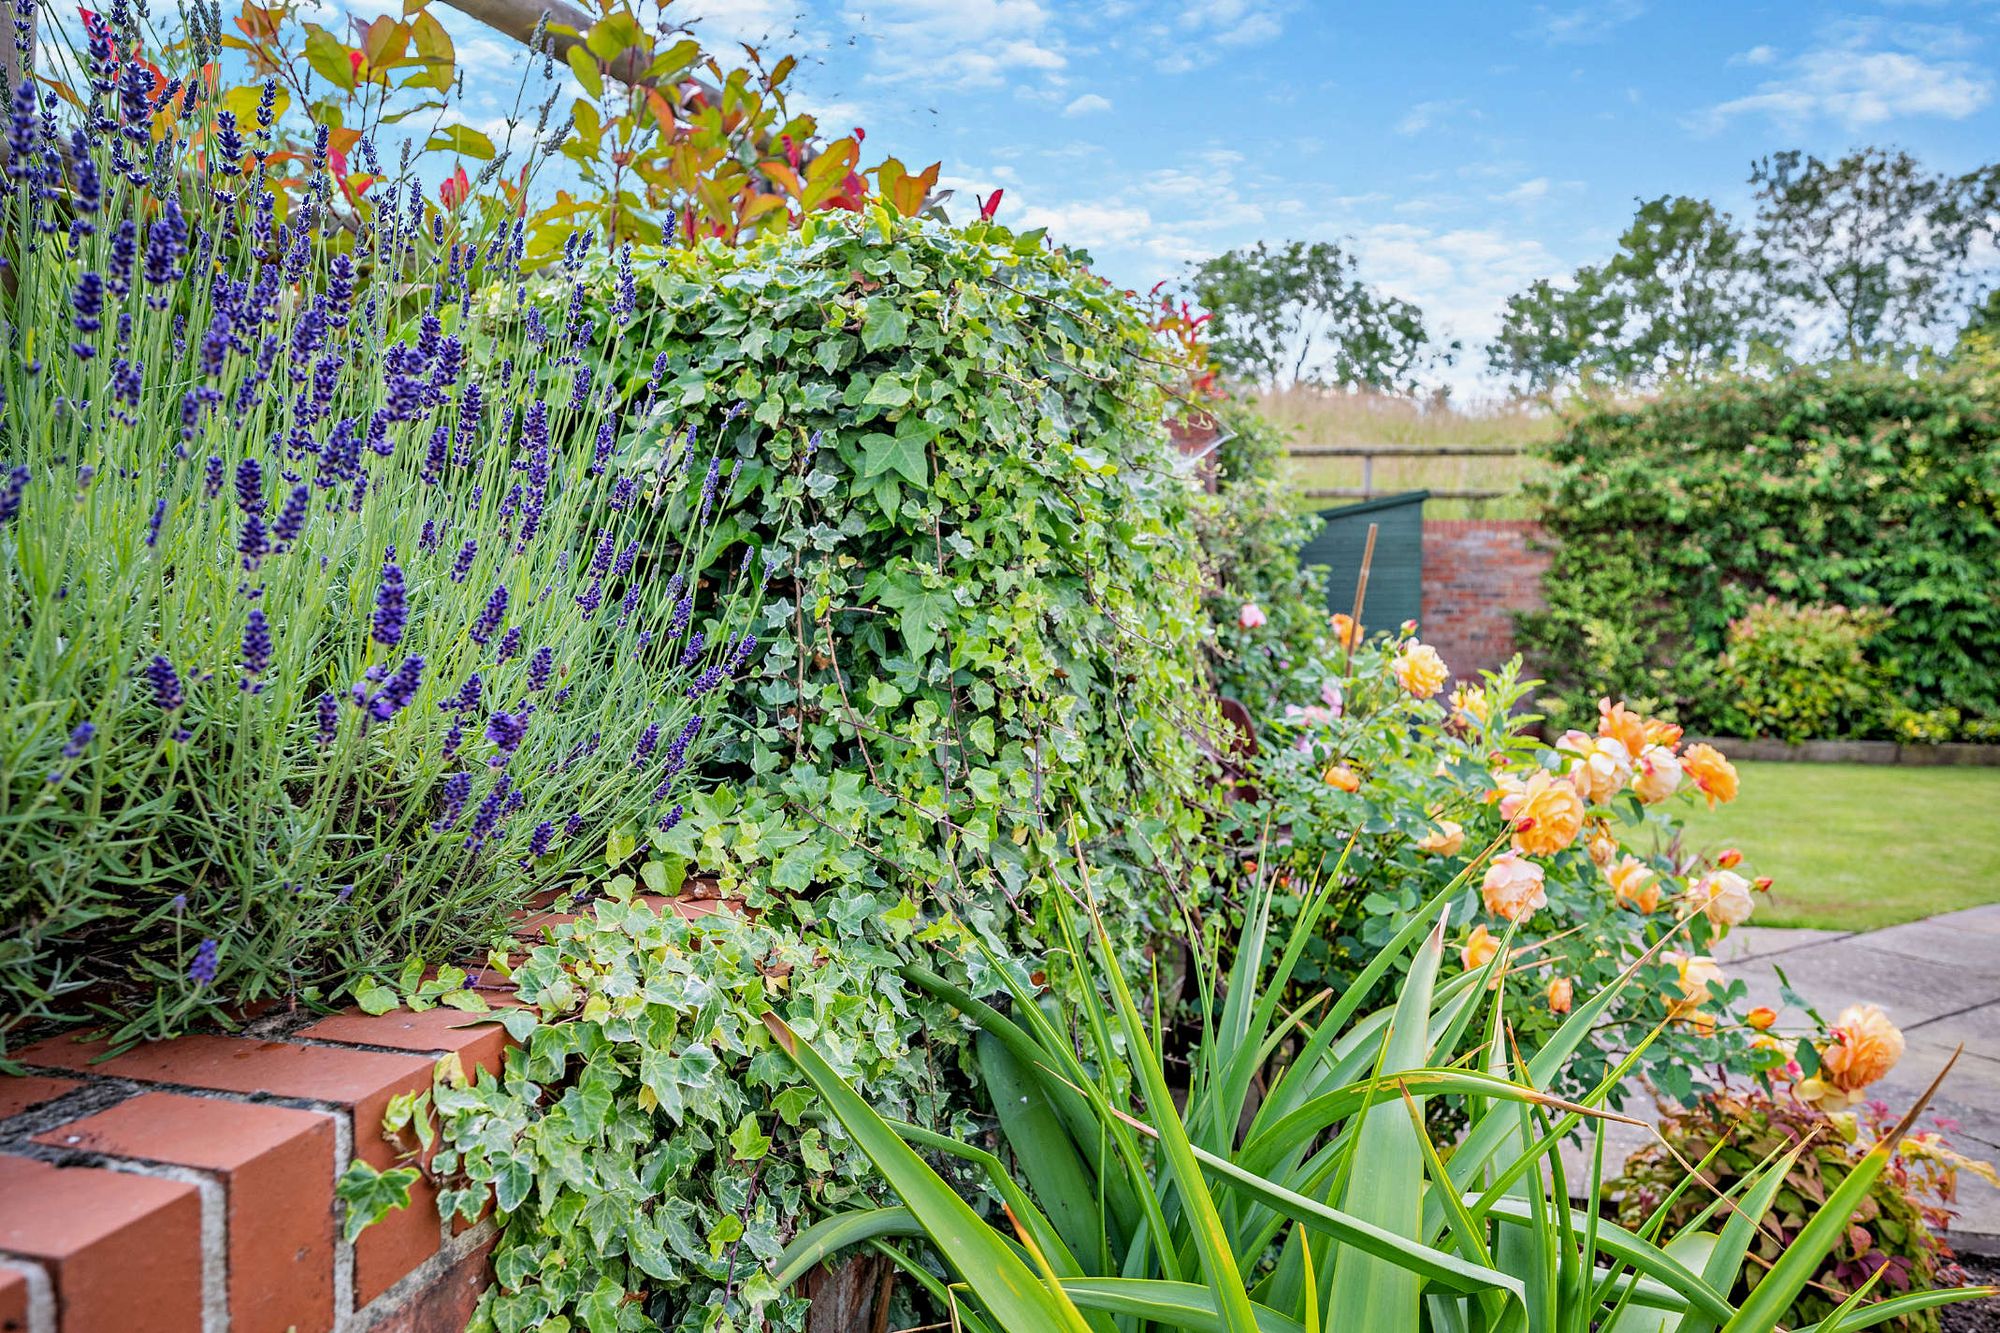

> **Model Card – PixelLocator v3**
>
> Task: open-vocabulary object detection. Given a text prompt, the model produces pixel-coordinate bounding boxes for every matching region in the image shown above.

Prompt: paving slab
[1567,911,2000,1253]
[1712,926,1851,963]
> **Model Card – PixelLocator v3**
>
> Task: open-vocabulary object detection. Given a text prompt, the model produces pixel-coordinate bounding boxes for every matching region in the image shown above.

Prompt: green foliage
[336,1160,425,1243]
[406,213,1217,1329]
[1189,240,1453,392]
[423,890,969,1333]
[1520,363,2000,738]
[1195,400,1333,714]
[772,870,1992,1333]
[545,211,1214,944]
[1487,196,1772,394]
[1613,1089,1964,1332]
[0,17,732,1047]
[1712,600,1894,743]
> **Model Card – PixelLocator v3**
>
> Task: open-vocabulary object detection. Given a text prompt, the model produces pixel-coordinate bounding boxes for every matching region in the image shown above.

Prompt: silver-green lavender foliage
[0,3,759,1045]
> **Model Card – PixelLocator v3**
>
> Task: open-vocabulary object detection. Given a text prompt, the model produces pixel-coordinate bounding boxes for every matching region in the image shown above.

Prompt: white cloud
[1493,176,1551,205]
[1730,44,1778,67]
[1395,99,1465,136]
[1147,0,1288,71]
[1531,0,1643,45]
[1695,42,1992,131]
[836,0,1067,89]
[1063,92,1112,116]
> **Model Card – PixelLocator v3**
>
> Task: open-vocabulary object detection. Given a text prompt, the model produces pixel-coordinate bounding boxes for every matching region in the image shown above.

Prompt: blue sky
[674,0,2000,394]
[392,0,2000,395]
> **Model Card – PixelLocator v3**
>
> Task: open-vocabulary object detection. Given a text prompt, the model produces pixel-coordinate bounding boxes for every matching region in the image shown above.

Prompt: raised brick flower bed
[0,892,732,1333]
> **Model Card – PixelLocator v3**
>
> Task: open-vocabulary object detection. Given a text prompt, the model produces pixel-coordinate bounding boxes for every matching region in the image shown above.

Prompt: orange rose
[1480,852,1547,922]
[1607,855,1661,913]
[1322,764,1360,793]
[1559,729,1633,805]
[1450,684,1491,727]
[1545,975,1574,1014]
[1329,612,1362,652]
[1586,819,1620,869]
[1632,744,1683,804]
[1644,717,1685,750]
[1716,848,1743,869]
[1800,1004,1904,1108]
[1461,924,1501,970]
[1416,819,1465,856]
[1667,952,1724,1033]
[1745,1005,1778,1031]
[1689,870,1754,928]
[1596,698,1650,757]
[1682,742,1739,808]
[1391,642,1449,698]
[1498,770,1584,856]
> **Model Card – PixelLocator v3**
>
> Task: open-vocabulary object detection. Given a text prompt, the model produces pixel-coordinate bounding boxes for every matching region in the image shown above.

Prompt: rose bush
[1210,619,1780,1106]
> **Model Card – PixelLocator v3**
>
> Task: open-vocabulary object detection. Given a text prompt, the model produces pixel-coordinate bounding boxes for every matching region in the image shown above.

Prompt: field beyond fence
[1256,388,1555,517]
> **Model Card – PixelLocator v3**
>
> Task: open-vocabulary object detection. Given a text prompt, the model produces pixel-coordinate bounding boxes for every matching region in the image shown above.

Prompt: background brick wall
[1421,520,1549,681]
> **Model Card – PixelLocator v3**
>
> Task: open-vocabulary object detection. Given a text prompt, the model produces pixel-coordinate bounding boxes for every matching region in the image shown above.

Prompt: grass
[1664,761,2000,932]
[1256,388,1558,519]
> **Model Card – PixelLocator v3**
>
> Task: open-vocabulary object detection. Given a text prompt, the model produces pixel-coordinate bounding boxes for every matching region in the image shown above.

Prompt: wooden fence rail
[1285,443,1528,502]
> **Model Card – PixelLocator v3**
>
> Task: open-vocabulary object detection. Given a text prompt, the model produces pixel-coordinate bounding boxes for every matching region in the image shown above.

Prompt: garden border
[1684,738,2000,766]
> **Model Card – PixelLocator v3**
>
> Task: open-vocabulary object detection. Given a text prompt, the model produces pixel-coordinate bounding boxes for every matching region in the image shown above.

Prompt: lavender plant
[0,0,760,1047]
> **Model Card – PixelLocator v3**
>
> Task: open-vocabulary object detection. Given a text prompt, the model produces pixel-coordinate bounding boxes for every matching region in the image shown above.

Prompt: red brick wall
[1421,520,1549,680]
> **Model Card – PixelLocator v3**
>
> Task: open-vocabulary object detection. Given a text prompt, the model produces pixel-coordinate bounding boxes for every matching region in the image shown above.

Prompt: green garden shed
[1301,490,1427,631]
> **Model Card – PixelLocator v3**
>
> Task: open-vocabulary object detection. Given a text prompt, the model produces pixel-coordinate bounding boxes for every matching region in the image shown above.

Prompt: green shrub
[547,213,1213,943]
[405,214,1217,1330]
[1194,400,1333,717]
[1712,599,1894,742]
[1613,1088,1976,1332]
[0,37,735,1045]
[1521,364,2000,738]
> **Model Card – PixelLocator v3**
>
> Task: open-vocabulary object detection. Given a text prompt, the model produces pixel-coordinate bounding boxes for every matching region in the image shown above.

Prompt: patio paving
[1569,905,2000,1253]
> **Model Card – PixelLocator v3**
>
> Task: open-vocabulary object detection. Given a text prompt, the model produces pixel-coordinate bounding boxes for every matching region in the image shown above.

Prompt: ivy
[422,213,1219,1331]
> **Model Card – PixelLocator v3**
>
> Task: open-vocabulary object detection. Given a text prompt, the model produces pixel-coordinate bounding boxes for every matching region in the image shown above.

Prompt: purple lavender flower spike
[0,466,25,524]
[632,722,660,766]
[372,548,408,648]
[240,609,272,691]
[450,538,477,583]
[366,656,425,721]
[496,626,522,664]
[145,654,185,712]
[235,457,264,514]
[63,722,95,757]
[188,938,220,986]
[315,691,339,745]
[527,647,554,692]
[484,709,529,765]
[431,770,472,832]
[470,585,507,645]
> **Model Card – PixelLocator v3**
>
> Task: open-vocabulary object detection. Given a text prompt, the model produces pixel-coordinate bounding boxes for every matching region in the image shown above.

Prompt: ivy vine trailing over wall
[400,212,1223,1332]
[1520,362,2000,738]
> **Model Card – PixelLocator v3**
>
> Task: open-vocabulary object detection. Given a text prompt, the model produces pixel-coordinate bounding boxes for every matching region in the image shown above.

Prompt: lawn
[1661,761,2000,932]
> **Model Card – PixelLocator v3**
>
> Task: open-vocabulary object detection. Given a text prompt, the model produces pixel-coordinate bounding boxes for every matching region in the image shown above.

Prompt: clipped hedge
[432,213,1219,1331]
[1521,364,2000,736]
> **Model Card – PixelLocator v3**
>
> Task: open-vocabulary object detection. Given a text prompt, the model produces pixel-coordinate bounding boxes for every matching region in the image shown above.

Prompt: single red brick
[368,1237,497,1333]
[299,1005,513,1074]
[33,1093,335,1333]
[0,1155,202,1333]
[0,1074,82,1122]
[16,1035,439,1304]
[0,1263,26,1333]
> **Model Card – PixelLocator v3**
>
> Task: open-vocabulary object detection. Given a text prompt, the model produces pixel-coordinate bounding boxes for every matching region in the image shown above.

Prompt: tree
[1750,147,1986,361]
[1486,195,1769,394]
[1189,240,1451,392]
